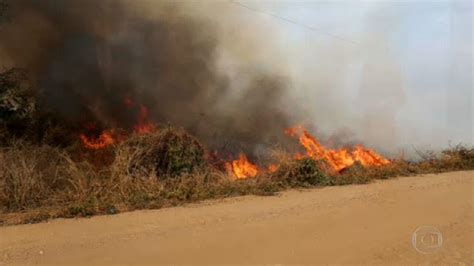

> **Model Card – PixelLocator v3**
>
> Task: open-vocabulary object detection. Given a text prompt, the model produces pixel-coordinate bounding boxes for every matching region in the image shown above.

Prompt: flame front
[351,145,390,166]
[286,126,389,172]
[80,100,156,149]
[79,130,115,149]
[78,110,388,176]
[225,153,258,179]
[134,105,155,134]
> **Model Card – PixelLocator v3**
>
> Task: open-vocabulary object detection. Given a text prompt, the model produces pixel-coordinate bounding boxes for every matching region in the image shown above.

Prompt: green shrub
[114,127,207,179]
[273,158,329,187]
[153,127,207,177]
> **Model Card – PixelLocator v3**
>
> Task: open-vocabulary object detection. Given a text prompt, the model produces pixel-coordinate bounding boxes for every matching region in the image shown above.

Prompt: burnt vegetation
[0,0,473,225]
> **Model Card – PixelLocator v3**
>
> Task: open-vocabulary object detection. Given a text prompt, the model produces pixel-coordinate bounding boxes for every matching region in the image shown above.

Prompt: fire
[352,145,390,166]
[80,100,156,149]
[268,164,279,173]
[222,126,389,179]
[225,153,258,179]
[134,105,155,134]
[294,152,304,160]
[79,130,115,149]
[79,97,388,177]
[286,126,389,172]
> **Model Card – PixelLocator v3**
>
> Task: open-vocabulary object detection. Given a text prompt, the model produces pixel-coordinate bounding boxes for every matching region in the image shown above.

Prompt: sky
[227,0,473,155]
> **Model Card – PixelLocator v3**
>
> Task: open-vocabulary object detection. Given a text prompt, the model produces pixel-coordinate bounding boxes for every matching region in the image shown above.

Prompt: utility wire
[229,1,452,55]
[229,0,361,46]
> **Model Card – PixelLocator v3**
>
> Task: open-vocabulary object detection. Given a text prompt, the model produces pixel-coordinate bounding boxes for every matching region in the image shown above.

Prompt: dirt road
[1,171,472,265]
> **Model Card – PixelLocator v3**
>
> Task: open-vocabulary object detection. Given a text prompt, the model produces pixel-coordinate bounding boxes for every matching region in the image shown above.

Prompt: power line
[229,0,361,46]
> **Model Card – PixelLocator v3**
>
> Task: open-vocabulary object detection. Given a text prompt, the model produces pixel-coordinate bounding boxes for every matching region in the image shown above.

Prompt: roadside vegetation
[0,127,472,225]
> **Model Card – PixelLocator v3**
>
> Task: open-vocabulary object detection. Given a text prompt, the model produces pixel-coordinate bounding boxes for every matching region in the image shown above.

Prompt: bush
[335,162,372,185]
[272,158,329,187]
[153,127,207,177]
[440,146,474,170]
[0,68,36,143]
[113,127,207,179]
[413,145,474,173]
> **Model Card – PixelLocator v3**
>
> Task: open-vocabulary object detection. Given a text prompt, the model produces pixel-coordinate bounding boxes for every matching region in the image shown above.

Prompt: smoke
[0,0,296,156]
[251,1,472,158]
[1,0,471,159]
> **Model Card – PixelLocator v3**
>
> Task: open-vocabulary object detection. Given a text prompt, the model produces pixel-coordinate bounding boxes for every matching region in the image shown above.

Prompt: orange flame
[80,103,155,149]
[352,145,390,166]
[79,130,115,150]
[268,164,279,173]
[134,105,155,134]
[286,126,389,172]
[225,153,258,179]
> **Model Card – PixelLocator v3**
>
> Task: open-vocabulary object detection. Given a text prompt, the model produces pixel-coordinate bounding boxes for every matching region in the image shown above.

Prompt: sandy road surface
[1,171,473,265]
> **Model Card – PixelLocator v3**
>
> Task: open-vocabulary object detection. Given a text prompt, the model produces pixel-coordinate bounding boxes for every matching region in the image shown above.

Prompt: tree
[0,68,36,142]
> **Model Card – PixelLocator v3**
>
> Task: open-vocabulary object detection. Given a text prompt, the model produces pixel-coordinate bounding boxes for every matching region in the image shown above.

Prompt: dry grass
[0,142,94,211]
[0,131,473,225]
[0,132,261,224]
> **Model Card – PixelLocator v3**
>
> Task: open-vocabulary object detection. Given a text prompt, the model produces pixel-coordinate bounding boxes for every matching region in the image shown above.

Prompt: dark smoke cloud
[0,0,294,156]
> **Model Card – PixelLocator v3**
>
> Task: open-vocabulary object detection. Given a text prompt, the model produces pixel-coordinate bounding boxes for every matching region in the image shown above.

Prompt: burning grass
[0,125,473,225]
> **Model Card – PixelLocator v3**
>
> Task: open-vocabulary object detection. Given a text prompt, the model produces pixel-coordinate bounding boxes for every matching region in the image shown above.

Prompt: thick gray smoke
[0,0,294,156]
[251,1,472,158]
[1,0,471,159]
